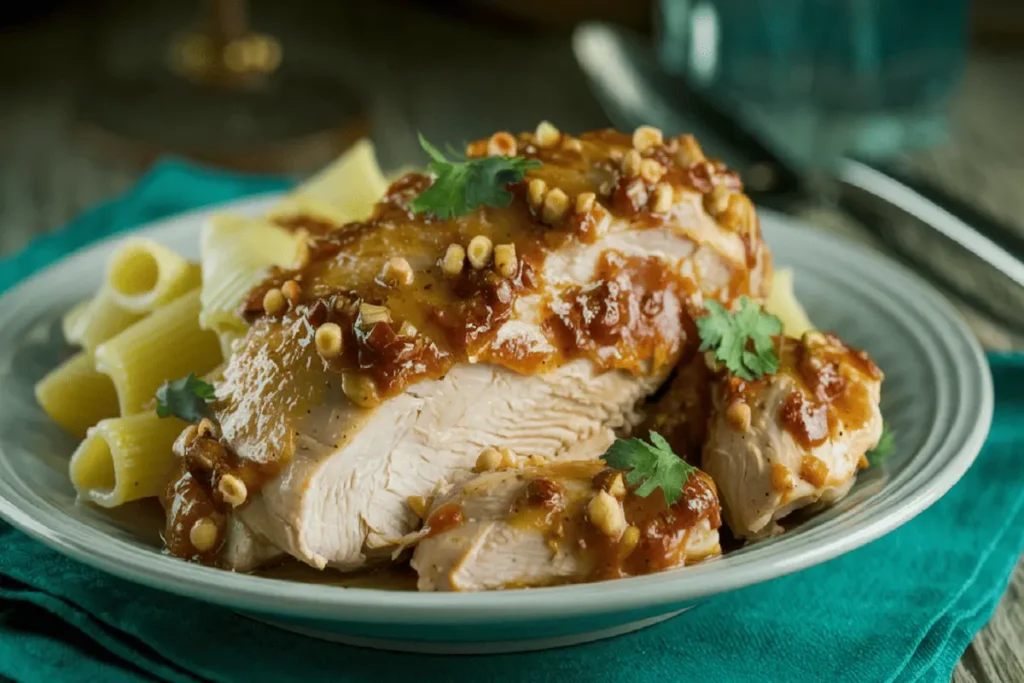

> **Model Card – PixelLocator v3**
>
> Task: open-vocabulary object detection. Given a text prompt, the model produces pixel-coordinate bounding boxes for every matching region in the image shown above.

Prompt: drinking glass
[656,0,971,172]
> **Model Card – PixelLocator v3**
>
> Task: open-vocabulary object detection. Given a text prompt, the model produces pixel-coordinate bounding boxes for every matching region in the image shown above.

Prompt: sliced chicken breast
[702,331,884,539]
[162,128,771,570]
[234,360,652,570]
[411,459,722,591]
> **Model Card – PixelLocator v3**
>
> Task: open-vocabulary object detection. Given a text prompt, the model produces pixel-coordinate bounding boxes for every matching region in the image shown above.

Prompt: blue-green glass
[657,0,971,170]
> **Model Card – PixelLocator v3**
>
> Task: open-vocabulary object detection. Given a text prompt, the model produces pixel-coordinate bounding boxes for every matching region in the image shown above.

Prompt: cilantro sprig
[603,431,698,506]
[867,423,895,466]
[697,296,782,381]
[155,373,216,423]
[409,133,540,219]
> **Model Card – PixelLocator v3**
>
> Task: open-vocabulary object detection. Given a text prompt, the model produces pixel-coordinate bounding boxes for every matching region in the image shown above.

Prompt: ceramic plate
[0,196,993,653]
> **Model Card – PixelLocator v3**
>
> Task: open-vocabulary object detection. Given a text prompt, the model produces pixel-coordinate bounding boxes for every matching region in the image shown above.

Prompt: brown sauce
[162,432,284,566]
[160,466,223,564]
[607,472,720,579]
[424,502,464,538]
[519,477,566,510]
[429,258,539,363]
[274,215,344,237]
[508,476,569,533]
[506,464,721,582]
[727,334,882,450]
[545,251,699,375]
[781,392,832,449]
[180,432,283,493]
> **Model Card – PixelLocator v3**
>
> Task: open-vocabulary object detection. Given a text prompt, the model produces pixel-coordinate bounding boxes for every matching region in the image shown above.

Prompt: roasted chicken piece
[164,125,773,570]
[411,459,721,591]
[220,361,656,570]
[702,332,884,539]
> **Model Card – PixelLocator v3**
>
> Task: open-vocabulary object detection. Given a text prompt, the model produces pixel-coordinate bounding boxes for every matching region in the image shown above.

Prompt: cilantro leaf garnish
[155,373,216,423]
[409,133,540,219]
[603,431,698,506]
[867,423,895,466]
[697,296,782,381]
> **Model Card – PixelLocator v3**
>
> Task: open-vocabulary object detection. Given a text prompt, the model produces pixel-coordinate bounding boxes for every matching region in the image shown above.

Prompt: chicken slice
[232,360,651,571]
[411,459,722,591]
[702,332,884,539]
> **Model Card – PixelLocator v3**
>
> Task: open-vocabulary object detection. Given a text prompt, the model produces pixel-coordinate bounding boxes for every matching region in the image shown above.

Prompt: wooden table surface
[0,5,1021,681]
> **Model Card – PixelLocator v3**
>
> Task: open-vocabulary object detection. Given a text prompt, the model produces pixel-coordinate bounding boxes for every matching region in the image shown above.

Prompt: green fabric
[1,161,1022,683]
[0,159,290,294]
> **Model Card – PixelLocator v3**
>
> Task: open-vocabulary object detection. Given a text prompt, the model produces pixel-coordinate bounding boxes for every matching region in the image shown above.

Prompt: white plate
[0,195,993,653]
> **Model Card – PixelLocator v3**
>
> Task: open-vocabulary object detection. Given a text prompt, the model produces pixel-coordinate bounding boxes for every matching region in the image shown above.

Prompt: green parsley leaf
[409,133,541,219]
[697,296,782,381]
[867,423,895,466]
[155,373,216,423]
[602,431,698,506]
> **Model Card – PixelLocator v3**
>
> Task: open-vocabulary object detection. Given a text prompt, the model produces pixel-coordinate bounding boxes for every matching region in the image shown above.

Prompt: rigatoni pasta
[61,298,93,343]
[200,140,387,346]
[95,289,222,415]
[69,412,186,507]
[63,288,145,353]
[106,238,201,313]
[34,352,120,438]
[198,214,305,343]
[266,138,387,224]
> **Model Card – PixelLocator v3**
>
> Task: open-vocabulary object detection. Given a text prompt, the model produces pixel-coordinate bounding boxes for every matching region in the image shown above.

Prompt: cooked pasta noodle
[198,214,306,339]
[198,139,389,352]
[765,268,815,337]
[95,289,222,415]
[63,289,145,353]
[266,138,387,224]
[69,412,185,507]
[61,298,93,343]
[34,352,119,438]
[106,238,201,313]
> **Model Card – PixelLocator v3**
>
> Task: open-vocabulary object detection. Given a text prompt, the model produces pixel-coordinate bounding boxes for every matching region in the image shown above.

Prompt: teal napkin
[0,159,290,293]
[1,161,1022,683]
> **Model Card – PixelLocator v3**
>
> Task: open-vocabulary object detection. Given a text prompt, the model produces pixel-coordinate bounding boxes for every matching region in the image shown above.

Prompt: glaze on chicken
[412,459,721,591]
[702,332,883,539]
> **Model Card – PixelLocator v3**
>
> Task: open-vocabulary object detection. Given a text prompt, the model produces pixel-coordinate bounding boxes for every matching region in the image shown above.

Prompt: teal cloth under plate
[1,160,1022,683]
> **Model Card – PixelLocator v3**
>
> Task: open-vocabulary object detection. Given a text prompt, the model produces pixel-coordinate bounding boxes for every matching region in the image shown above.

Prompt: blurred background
[0,0,1022,267]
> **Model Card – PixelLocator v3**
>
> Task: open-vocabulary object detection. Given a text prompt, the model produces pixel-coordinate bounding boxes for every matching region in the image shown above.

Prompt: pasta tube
[95,289,222,415]
[199,139,388,349]
[266,138,387,225]
[69,412,185,507]
[106,238,201,313]
[63,289,145,353]
[61,298,93,343]
[198,214,306,340]
[34,352,119,438]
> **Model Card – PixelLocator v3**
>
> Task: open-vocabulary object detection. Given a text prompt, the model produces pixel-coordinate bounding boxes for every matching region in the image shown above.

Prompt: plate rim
[0,193,994,624]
